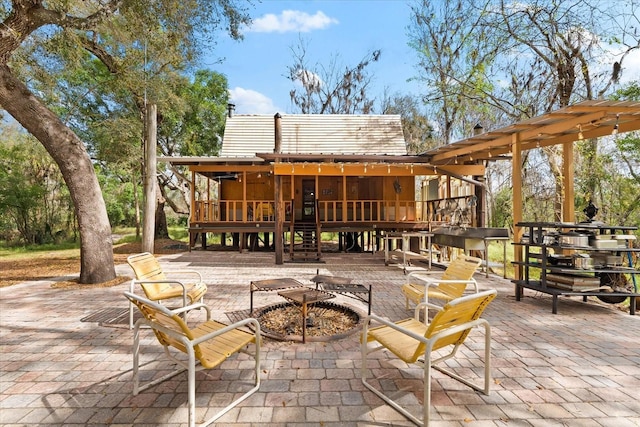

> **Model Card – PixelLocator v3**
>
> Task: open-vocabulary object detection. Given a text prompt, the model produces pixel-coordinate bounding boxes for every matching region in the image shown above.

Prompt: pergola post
[511,133,523,283]
[562,141,575,222]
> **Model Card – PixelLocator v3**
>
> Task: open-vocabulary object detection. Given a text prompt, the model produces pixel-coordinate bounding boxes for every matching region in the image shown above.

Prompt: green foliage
[490,187,513,228]
[159,70,230,157]
[0,127,73,244]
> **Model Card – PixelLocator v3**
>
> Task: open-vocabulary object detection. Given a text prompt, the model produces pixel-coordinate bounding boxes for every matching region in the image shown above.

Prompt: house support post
[274,113,283,264]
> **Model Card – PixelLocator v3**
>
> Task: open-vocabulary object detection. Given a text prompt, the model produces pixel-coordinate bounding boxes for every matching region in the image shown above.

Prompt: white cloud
[246,10,338,33]
[228,87,279,114]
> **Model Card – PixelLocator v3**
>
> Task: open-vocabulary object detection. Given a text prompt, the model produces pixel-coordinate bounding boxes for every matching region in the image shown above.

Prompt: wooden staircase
[288,199,322,262]
[289,222,322,262]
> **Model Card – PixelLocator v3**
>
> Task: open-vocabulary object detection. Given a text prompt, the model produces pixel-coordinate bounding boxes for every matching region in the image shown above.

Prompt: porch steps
[289,223,322,262]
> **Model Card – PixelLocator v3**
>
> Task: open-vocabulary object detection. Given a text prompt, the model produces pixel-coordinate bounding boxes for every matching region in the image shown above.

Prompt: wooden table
[311,274,372,314]
[249,278,304,313]
[277,288,335,343]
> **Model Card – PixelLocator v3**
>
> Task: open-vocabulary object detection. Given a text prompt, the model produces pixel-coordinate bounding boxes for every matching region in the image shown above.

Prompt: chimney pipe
[473,123,484,136]
[227,103,235,118]
[274,113,282,154]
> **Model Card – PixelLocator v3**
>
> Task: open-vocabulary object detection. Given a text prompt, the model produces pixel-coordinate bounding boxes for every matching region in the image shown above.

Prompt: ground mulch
[0,239,187,288]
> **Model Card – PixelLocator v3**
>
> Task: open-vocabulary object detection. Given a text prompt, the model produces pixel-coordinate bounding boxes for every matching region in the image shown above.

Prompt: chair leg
[361,328,425,426]
[430,321,492,394]
[424,358,431,427]
[132,323,185,396]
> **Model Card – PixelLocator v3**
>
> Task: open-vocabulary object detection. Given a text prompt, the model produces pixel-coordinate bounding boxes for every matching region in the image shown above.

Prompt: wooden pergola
[419,99,640,278]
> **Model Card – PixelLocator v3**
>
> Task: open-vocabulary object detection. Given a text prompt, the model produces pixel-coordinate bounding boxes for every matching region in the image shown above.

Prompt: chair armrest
[414,301,443,319]
[163,269,203,283]
[171,302,211,319]
[130,279,189,293]
[407,270,443,278]
[426,318,489,349]
[129,279,190,305]
[192,317,261,346]
[364,314,430,344]
[409,274,478,292]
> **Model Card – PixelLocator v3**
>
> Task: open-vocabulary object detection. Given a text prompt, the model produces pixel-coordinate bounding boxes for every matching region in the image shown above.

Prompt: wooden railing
[192,200,425,224]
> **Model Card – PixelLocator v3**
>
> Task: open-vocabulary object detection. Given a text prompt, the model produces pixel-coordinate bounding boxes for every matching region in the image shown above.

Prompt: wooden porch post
[274,113,283,264]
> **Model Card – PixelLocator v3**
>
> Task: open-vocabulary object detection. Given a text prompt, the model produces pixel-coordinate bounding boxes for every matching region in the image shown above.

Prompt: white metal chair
[127,252,207,329]
[402,254,481,320]
[361,289,497,426]
[124,291,261,427]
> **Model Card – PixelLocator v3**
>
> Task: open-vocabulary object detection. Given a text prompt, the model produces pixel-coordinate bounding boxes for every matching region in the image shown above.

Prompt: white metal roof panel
[220,114,407,157]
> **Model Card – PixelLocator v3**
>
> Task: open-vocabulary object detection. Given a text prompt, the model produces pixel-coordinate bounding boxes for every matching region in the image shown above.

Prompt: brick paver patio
[1,250,639,426]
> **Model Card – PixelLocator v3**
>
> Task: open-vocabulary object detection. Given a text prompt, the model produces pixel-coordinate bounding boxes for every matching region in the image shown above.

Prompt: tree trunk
[0,64,116,284]
[155,179,170,240]
[155,200,170,239]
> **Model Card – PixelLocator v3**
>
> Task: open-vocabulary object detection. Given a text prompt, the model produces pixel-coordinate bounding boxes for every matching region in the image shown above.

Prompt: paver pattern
[1,250,639,426]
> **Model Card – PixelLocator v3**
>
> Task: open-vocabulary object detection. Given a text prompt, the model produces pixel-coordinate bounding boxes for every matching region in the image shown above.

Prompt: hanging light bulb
[578,124,584,140]
[364,163,368,173]
[612,115,619,135]
[410,164,414,174]
[387,164,391,174]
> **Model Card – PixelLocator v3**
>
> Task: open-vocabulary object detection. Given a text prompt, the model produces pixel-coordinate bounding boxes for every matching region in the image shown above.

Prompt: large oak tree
[0,1,249,283]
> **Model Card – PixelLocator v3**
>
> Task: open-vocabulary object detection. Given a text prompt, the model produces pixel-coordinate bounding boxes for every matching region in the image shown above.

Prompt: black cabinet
[512,222,639,315]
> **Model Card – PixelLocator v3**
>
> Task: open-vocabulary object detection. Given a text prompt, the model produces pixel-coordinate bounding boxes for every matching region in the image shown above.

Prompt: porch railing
[192,200,426,224]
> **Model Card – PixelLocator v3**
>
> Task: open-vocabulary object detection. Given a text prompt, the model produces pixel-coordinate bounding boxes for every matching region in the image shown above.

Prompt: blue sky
[207,0,420,115]
[207,1,640,116]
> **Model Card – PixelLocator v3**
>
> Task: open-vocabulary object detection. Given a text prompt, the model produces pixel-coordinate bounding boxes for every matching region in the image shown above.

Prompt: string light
[364,163,368,173]
[612,115,619,135]
[410,164,414,174]
[387,164,391,174]
[578,124,584,140]
[340,163,344,173]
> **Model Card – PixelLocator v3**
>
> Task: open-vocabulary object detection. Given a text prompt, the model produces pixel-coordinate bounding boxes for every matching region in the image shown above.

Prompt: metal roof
[160,100,640,168]
[421,99,640,165]
[219,114,407,158]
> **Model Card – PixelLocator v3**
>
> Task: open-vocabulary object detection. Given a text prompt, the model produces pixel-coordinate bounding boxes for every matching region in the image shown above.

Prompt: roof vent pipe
[274,112,282,154]
[473,123,484,136]
[227,103,235,118]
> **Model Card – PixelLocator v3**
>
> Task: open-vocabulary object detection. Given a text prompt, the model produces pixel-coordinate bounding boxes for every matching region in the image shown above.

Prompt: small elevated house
[163,111,485,262]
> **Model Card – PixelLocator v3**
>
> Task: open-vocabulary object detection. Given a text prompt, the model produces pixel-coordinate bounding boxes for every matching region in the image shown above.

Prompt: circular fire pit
[253,301,362,342]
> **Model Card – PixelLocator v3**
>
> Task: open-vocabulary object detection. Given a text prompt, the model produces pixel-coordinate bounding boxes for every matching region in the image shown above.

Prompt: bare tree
[287,36,381,114]
[408,0,505,144]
